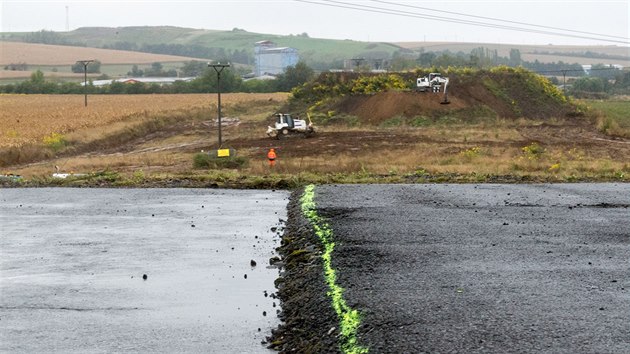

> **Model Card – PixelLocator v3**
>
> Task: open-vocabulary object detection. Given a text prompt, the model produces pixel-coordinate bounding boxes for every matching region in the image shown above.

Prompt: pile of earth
[291,70,578,125]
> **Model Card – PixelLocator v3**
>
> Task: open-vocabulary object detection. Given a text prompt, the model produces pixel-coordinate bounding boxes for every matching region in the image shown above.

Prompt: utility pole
[208,62,230,147]
[76,60,94,107]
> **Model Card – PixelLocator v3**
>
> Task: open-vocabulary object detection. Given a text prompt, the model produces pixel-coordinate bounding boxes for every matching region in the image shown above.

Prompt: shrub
[522,142,545,160]
[193,152,248,169]
[460,146,482,161]
[42,132,67,152]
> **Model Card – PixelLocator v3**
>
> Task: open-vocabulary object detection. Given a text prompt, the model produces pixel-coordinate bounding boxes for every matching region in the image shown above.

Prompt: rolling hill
[0,41,205,66]
[1,26,403,65]
[1,26,628,82]
[3,26,628,67]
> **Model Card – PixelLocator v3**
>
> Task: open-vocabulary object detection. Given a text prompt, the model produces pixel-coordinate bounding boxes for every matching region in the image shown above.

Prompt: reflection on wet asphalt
[0,188,289,353]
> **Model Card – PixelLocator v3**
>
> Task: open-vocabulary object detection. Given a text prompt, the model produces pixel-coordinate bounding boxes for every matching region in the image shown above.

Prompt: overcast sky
[1,0,628,46]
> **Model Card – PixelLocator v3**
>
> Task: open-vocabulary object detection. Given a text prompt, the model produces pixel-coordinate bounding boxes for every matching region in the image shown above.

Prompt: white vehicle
[266,113,316,139]
[417,72,449,93]
[416,72,451,104]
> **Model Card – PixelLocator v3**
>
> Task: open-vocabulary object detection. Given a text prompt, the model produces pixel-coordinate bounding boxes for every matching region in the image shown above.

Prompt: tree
[128,65,144,77]
[180,61,206,77]
[70,60,101,74]
[509,49,522,66]
[30,70,45,85]
[193,67,242,93]
[417,51,436,67]
[275,61,314,92]
[590,64,621,81]
[612,71,630,93]
[571,76,608,94]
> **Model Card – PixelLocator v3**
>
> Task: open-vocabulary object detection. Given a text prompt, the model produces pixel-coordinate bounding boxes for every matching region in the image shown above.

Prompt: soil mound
[338,91,468,125]
[293,70,576,125]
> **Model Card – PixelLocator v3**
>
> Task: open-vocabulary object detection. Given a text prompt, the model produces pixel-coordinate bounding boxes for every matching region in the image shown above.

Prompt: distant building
[254,40,299,77]
[88,77,195,87]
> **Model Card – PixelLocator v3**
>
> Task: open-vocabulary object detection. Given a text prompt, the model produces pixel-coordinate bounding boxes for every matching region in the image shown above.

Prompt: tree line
[0,62,315,94]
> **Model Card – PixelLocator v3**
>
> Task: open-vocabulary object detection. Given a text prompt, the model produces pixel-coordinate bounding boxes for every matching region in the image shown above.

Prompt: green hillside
[2,26,627,72]
[1,26,403,65]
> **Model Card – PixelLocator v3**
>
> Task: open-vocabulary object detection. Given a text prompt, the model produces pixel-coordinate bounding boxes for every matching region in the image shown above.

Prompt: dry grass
[0,93,288,148]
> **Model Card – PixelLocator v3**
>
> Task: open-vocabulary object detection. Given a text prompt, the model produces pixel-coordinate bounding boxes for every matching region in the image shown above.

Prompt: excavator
[417,72,450,104]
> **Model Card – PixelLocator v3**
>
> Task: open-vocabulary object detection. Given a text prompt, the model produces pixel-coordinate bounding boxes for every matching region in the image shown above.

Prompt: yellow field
[0,93,289,148]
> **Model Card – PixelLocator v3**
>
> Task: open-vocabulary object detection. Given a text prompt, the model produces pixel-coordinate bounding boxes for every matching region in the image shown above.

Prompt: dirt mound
[338,91,468,125]
[296,70,576,125]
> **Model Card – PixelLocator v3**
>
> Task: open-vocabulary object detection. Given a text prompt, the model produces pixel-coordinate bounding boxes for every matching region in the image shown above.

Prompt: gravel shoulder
[276,184,629,353]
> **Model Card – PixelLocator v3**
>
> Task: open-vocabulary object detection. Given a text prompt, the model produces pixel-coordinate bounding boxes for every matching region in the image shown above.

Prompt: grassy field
[585,98,630,125]
[582,98,630,138]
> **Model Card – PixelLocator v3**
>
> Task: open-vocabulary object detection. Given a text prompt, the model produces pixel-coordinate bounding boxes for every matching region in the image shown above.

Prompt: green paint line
[300,184,369,354]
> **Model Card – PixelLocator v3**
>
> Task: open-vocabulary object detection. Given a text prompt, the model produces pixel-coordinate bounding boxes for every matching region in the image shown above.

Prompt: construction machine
[266,113,316,139]
[417,72,451,104]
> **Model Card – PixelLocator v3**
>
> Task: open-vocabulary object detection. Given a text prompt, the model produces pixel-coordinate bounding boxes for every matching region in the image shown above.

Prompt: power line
[294,0,630,45]
[535,67,625,74]
[370,0,628,42]
[321,0,630,44]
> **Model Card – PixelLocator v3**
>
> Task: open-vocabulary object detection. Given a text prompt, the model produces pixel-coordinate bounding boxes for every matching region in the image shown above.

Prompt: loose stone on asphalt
[312,184,629,353]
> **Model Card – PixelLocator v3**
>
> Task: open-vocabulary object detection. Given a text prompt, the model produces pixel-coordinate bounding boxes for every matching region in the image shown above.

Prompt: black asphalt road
[314,184,629,353]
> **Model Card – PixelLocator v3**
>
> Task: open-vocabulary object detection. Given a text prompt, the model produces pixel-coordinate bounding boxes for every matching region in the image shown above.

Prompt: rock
[250,259,257,267]
[142,274,147,280]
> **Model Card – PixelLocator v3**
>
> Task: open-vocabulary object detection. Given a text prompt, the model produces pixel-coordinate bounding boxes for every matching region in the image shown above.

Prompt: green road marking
[300,184,369,354]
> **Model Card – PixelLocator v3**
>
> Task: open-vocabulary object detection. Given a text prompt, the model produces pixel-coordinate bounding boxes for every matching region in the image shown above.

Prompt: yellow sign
[217,149,231,157]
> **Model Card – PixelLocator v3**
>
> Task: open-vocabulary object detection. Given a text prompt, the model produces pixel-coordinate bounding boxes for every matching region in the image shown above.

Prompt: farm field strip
[0,41,204,66]
[0,93,288,147]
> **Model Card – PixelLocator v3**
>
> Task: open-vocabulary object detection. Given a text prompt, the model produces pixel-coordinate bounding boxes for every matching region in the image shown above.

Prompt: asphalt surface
[313,184,629,353]
[0,188,289,353]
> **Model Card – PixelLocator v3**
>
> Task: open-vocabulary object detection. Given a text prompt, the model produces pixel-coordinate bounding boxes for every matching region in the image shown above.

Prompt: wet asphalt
[314,184,629,353]
[0,188,289,353]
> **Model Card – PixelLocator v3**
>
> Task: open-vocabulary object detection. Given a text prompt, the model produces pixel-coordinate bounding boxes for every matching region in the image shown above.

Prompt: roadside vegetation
[583,98,630,138]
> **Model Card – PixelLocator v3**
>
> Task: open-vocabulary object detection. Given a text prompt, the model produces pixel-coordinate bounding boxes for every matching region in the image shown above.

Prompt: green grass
[586,99,630,127]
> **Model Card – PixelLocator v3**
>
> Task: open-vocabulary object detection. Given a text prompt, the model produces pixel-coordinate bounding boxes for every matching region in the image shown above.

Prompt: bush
[522,142,545,160]
[42,132,68,152]
[193,152,248,169]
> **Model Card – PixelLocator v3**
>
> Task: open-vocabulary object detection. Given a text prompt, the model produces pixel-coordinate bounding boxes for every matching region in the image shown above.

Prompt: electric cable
[294,0,629,44]
[370,0,628,41]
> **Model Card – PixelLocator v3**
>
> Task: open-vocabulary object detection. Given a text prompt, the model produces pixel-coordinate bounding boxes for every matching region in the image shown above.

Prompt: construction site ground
[1,91,629,182]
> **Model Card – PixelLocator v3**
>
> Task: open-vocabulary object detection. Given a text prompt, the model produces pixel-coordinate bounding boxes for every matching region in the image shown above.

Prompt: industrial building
[254,40,299,77]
